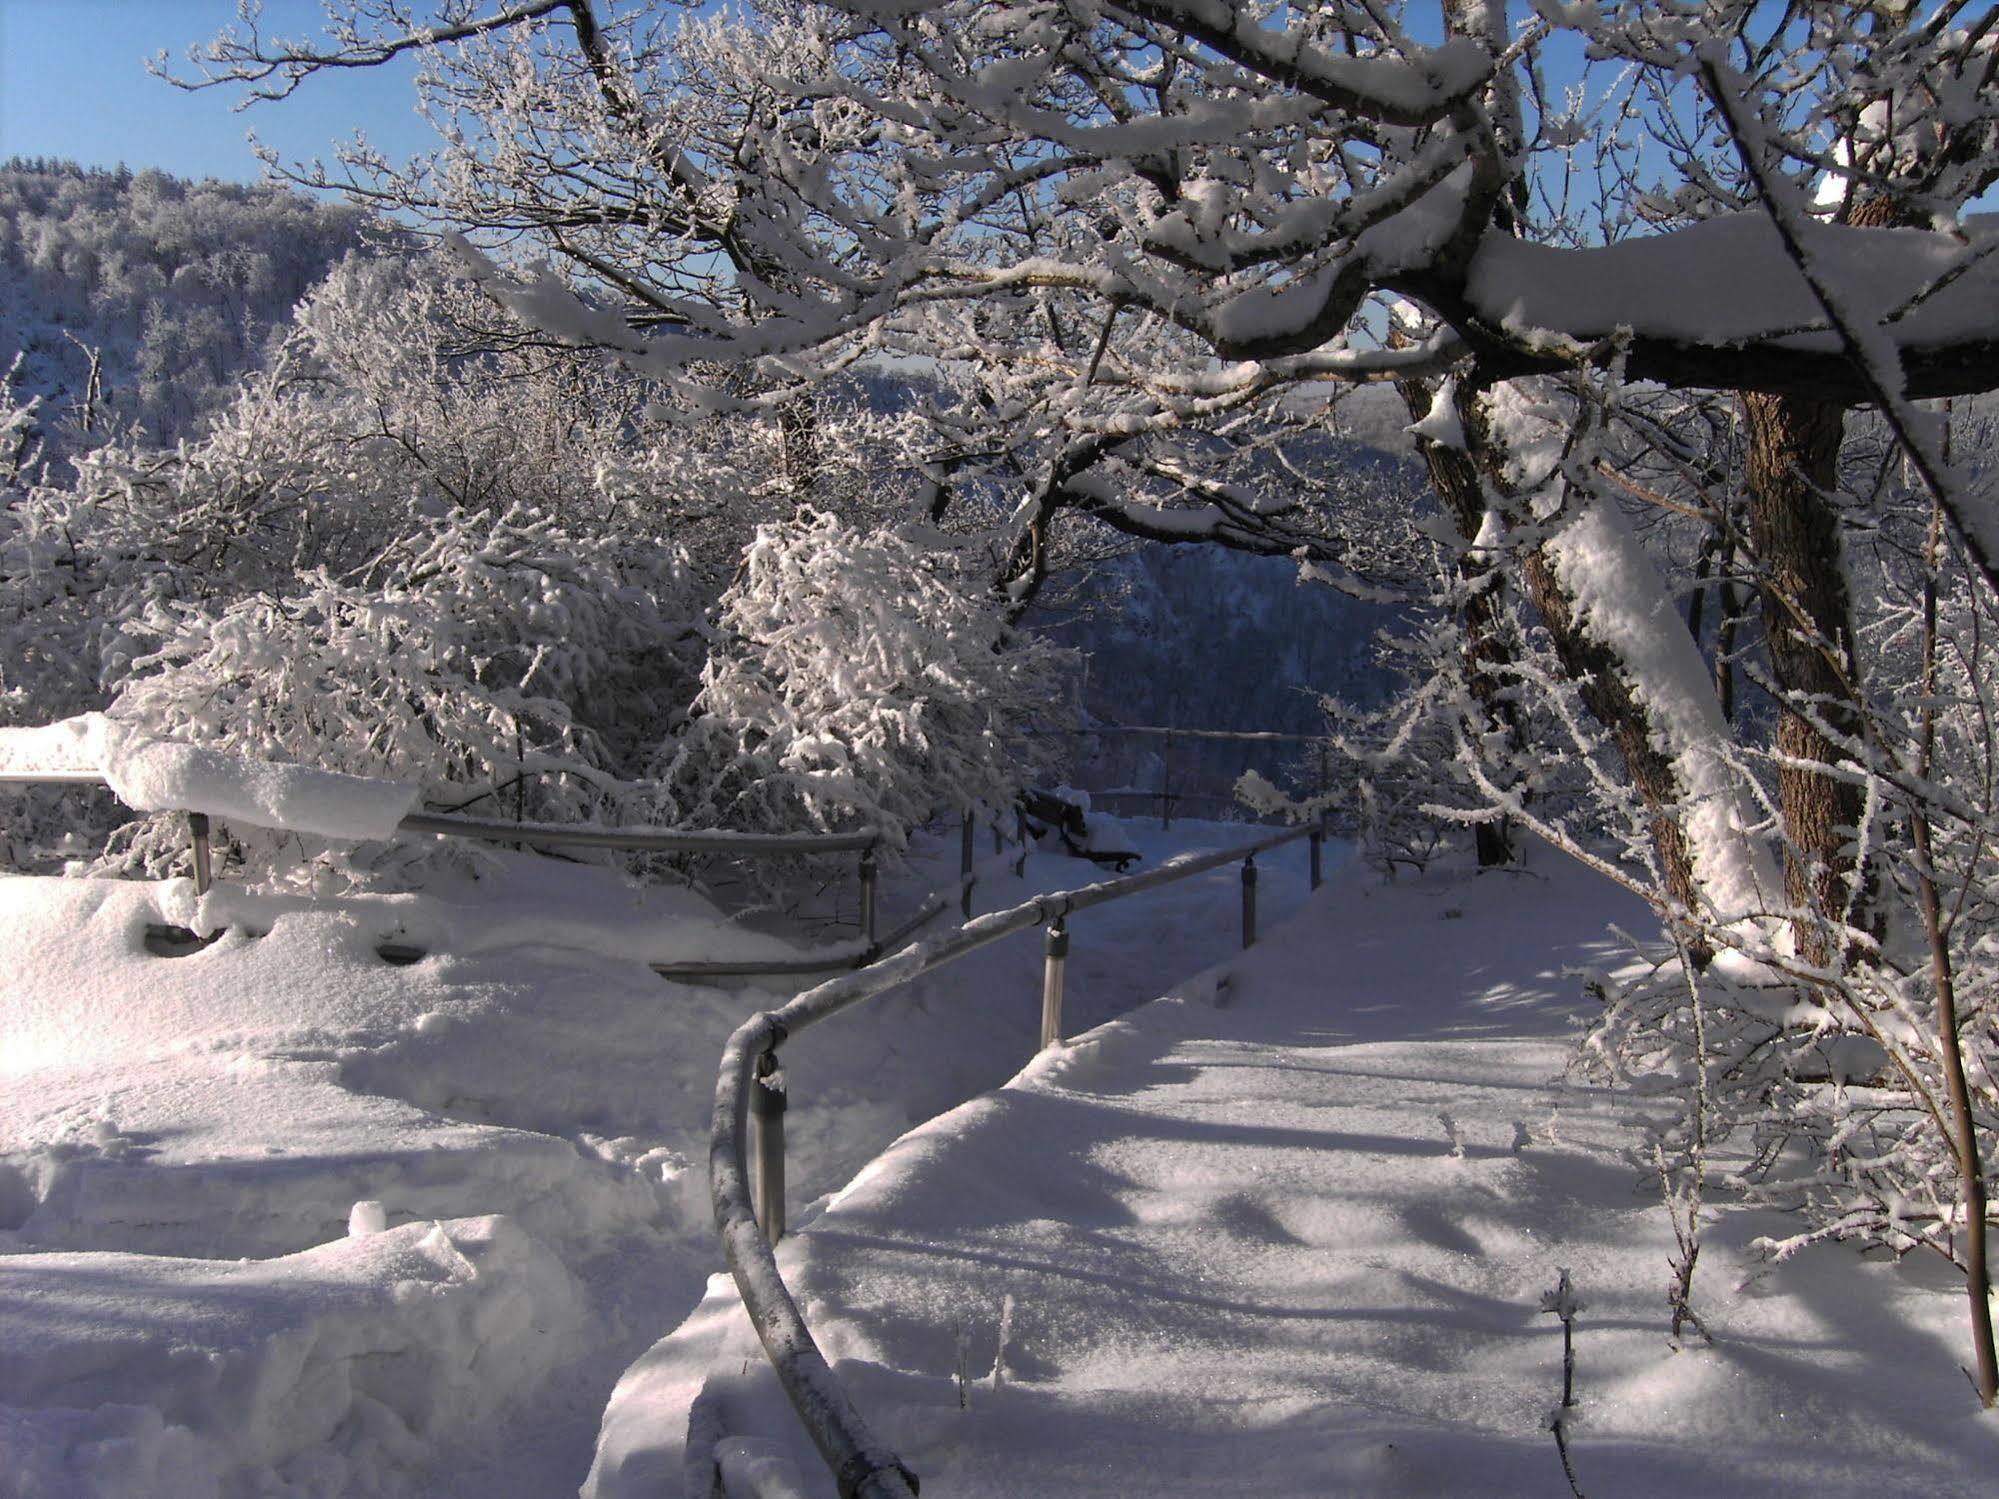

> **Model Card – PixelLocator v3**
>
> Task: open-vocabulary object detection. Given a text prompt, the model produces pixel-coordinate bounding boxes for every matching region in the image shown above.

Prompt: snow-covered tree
[0,160,374,454]
[164,0,1999,1394]
[654,509,1074,860]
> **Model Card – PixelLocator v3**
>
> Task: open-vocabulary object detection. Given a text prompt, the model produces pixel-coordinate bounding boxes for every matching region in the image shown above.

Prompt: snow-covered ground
[590,851,1999,1498]
[6,822,1994,1496]
[0,816,1324,1496]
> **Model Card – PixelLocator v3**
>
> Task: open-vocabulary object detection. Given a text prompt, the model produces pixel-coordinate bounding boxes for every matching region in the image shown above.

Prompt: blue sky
[0,0,438,181]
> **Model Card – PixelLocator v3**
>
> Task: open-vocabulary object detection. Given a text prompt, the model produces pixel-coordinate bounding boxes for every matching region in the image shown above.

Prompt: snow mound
[0,1053,673,1261]
[0,713,418,839]
[0,1215,589,1498]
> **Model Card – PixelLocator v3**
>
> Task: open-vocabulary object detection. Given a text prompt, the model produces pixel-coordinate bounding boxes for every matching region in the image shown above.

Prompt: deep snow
[3,822,1995,1496]
[589,852,1999,1498]
[0,817,1323,1496]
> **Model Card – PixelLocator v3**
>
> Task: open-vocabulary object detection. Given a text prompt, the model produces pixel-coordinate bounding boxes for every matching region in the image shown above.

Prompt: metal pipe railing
[7,769,1053,984]
[187,812,213,897]
[398,810,878,855]
[1040,917,1069,1048]
[3,770,892,971]
[710,817,1327,1497]
[0,772,881,857]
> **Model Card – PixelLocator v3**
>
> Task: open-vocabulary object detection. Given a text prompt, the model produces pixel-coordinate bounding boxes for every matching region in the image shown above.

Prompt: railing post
[751,1048,787,1243]
[1040,917,1069,1050]
[1241,854,1258,949]
[961,813,976,920]
[859,845,878,948]
[188,812,213,896]
[1309,826,1324,891]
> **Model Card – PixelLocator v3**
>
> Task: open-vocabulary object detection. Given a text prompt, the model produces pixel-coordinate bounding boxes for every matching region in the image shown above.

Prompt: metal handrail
[2,769,889,968]
[399,810,879,855]
[4,772,1063,986]
[0,771,880,854]
[708,819,1325,1499]
[1053,724,1322,743]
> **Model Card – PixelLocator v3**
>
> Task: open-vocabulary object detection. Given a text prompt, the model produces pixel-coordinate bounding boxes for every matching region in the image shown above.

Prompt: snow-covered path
[590,859,1998,1498]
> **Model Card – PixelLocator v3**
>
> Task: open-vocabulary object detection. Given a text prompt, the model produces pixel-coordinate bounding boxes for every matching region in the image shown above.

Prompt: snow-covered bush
[0,255,723,880]
[103,505,695,885]
[654,510,1076,867]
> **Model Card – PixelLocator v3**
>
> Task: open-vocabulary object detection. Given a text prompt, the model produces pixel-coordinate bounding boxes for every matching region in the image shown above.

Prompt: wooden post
[751,1049,787,1243]
[1040,918,1069,1050]
[859,846,878,948]
[1162,733,1173,831]
[1241,854,1258,949]
[188,812,213,896]
[1309,827,1324,891]
[961,813,976,920]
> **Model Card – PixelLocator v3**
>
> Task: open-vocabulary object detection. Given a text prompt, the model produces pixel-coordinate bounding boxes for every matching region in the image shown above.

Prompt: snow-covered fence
[1054,723,1327,829]
[706,818,1327,1499]
[0,757,891,976]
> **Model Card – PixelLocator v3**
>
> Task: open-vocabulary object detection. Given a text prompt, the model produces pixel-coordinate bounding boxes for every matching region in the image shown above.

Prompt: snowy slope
[588,855,1999,1498]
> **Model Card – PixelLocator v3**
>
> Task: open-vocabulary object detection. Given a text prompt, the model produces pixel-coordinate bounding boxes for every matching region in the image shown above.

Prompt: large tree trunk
[1461,386,1778,940]
[1741,390,1874,964]
[1735,191,1909,962]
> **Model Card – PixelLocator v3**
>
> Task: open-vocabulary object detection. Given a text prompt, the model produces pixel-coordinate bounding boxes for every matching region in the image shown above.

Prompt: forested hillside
[0,161,374,454]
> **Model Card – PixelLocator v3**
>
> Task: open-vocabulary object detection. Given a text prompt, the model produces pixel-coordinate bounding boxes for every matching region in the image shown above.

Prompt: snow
[0,818,1326,1495]
[0,714,420,840]
[1480,383,1782,926]
[4,820,1990,1496]
[590,853,1997,1498]
[1405,375,1466,449]
[1542,491,1781,922]
[0,1216,588,1499]
[1465,213,1999,358]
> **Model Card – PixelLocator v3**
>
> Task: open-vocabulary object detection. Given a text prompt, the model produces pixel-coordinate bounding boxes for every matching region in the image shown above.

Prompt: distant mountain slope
[0,160,377,457]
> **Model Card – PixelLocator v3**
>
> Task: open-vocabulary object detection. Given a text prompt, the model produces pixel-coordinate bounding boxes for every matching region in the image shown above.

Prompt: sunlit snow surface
[589,850,1999,1499]
[0,819,1328,1496]
[5,827,1993,1495]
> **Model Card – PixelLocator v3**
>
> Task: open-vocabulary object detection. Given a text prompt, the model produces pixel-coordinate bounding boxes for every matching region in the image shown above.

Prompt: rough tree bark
[1737,191,1913,963]
[1741,390,1873,963]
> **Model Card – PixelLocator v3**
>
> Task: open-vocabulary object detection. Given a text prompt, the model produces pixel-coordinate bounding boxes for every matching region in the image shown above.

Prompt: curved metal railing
[706,818,1328,1498]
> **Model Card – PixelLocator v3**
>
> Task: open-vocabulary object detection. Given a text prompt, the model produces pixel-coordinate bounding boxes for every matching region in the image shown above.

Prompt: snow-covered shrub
[653,510,1076,869]
[101,504,697,886]
[0,254,727,880]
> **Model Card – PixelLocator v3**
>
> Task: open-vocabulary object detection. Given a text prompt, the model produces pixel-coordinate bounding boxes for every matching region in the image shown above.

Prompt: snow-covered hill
[0,161,373,457]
